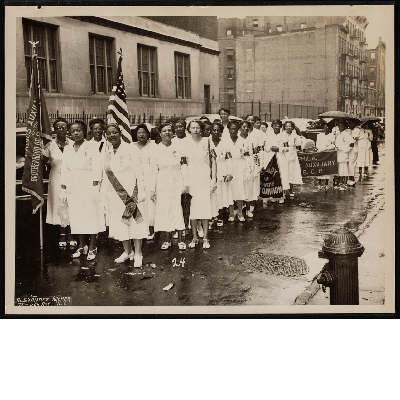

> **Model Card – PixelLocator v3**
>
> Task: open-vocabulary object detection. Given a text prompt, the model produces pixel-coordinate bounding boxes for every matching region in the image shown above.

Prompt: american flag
[107,52,131,143]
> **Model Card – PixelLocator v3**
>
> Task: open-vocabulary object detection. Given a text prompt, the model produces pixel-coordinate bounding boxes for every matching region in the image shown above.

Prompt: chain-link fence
[16,111,188,128]
[216,101,328,121]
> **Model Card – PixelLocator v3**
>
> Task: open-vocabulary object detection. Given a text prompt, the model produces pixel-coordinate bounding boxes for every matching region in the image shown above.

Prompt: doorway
[204,85,211,114]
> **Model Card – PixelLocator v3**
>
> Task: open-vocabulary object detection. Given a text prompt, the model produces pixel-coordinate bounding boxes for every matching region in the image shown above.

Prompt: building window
[175,52,190,99]
[137,44,157,97]
[370,52,376,60]
[227,88,235,101]
[89,34,114,94]
[369,81,375,87]
[301,23,307,29]
[227,67,234,80]
[253,19,259,28]
[277,25,283,32]
[227,48,234,61]
[23,19,59,92]
[268,28,272,33]
[226,29,232,36]
[370,67,376,75]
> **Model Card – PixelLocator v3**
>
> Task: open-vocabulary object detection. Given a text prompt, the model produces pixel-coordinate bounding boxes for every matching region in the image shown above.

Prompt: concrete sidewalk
[306,203,386,306]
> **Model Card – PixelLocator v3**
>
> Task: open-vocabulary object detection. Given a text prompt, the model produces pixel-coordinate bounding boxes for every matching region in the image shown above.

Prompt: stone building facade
[218,16,376,118]
[17,16,220,121]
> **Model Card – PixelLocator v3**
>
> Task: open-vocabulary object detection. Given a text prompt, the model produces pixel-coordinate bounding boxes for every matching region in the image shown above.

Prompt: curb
[293,196,386,305]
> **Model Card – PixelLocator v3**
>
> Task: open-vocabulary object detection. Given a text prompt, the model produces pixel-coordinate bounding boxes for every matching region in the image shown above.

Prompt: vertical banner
[259,154,283,198]
[21,45,49,214]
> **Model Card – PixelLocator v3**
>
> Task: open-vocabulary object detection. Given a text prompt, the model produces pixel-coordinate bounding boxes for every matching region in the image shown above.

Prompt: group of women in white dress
[316,119,374,190]
[43,110,373,267]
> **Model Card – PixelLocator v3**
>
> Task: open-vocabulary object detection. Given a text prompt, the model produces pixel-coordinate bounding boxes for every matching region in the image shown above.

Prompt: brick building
[365,38,386,116]
[17,16,220,122]
[218,16,377,119]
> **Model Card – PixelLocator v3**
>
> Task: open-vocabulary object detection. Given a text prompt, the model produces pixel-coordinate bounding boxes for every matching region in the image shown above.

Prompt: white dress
[357,128,373,168]
[131,140,156,227]
[150,141,186,232]
[103,141,149,241]
[182,136,214,220]
[42,139,70,225]
[316,132,336,179]
[348,127,360,176]
[60,141,105,235]
[248,128,264,201]
[222,135,251,201]
[209,138,234,212]
[335,129,352,176]
[263,132,290,191]
[278,132,303,185]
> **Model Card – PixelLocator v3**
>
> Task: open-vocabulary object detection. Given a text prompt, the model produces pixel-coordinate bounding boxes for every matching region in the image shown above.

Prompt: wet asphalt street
[14,143,386,307]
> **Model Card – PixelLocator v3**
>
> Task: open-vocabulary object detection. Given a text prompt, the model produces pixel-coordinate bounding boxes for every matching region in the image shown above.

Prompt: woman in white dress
[279,121,303,197]
[59,120,105,261]
[262,119,290,204]
[223,121,250,221]
[183,120,217,249]
[334,120,353,190]
[132,123,156,240]
[209,122,233,227]
[357,121,373,177]
[150,123,188,251]
[316,123,336,189]
[42,118,76,249]
[102,123,148,267]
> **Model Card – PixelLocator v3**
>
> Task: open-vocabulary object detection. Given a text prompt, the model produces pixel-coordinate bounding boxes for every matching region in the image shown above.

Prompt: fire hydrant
[317,226,364,305]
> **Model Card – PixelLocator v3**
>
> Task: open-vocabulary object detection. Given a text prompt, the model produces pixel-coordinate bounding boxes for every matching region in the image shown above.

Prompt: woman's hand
[58,188,67,203]
[150,191,156,202]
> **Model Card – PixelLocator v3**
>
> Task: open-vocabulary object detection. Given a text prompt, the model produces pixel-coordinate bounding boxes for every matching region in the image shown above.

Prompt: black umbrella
[360,116,381,123]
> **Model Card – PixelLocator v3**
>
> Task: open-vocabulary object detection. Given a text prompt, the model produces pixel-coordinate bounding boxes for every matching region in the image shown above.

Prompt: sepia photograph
[5,4,395,314]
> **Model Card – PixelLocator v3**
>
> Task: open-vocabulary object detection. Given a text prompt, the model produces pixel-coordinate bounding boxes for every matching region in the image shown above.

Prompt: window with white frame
[226,48,234,61]
[253,19,259,27]
[301,23,307,29]
[89,34,114,94]
[370,52,376,60]
[137,44,157,97]
[369,81,375,87]
[175,52,190,99]
[277,25,283,32]
[227,88,235,101]
[23,18,59,92]
[227,67,234,79]
[226,29,232,36]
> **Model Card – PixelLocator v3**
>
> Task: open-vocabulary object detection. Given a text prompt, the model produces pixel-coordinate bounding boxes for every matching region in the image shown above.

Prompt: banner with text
[297,151,338,177]
[260,154,283,198]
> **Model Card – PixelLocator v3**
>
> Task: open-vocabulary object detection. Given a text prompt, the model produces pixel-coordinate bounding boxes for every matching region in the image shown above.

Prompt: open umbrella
[319,111,354,119]
[360,116,381,123]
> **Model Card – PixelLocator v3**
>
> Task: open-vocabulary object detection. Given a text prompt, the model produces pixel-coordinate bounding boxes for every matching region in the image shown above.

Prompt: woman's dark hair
[71,119,88,137]
[212,122,224,133]
[89,118,105,129]
[283,120,295,129]
[244,114,255,121]
[227,120,240,130]
[199,116,211,123]
[260,122,269,128]
[158,122,174,134]
[218,108,231,116]
[53,118,69,130]
[187,119,205,133]
[174,119,186,129]
[136,123,151,137]
[240,120,251,128]
[254,116,261,122]
[271,119,283,127]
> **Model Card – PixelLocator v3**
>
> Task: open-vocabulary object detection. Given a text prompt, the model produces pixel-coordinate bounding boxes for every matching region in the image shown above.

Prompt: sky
[364,15,387,49]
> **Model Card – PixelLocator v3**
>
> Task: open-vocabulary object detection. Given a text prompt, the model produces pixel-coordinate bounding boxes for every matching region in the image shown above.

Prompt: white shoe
[228,216,235,222]
[72,245,88,258]
[178,242,186,250]
[238,216,245,222]
[278,198,285,204]
[147,233,155,240]
[203,239,210,249]
[247,211,254,218]
[114,251,134,263]
[172,232,178,239]
[161,242,171,250]
[133,255,143,268]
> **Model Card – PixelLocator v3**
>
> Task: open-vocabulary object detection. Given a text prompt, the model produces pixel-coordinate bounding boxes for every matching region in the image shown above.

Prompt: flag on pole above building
[22,41,52,214]
[107,50,131,143]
